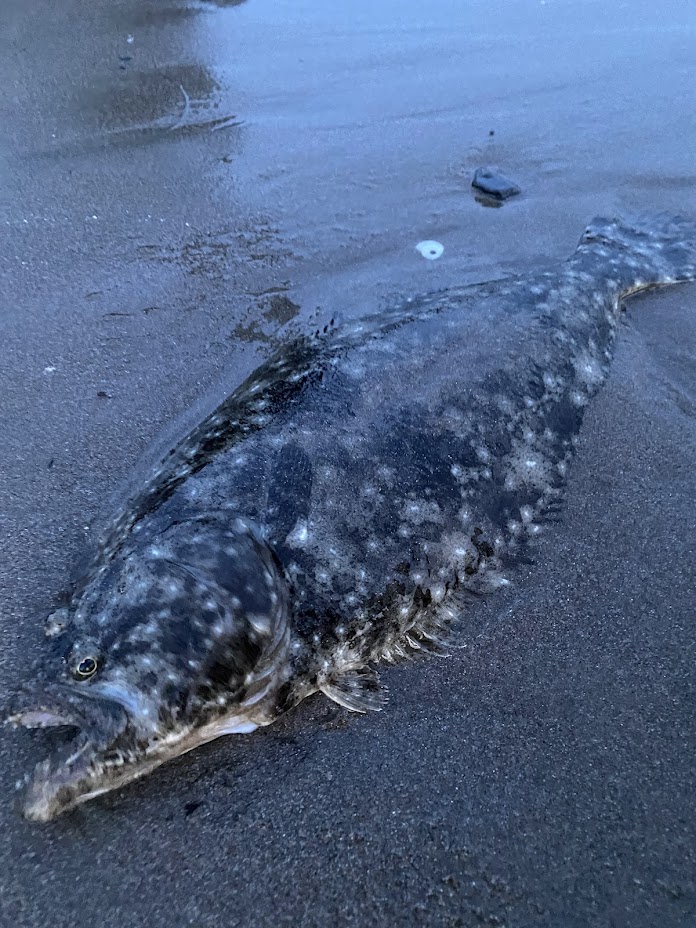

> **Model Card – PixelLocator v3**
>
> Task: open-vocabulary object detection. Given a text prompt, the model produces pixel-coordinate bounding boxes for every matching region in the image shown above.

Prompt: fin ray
[373,600,461,666]
[319,667,388,713]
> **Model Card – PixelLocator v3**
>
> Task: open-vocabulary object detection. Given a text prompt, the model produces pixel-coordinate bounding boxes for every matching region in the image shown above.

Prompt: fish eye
[73,656,98,679]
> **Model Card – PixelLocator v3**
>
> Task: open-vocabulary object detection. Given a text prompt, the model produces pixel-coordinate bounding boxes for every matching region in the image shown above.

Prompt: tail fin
[575,213,696,290]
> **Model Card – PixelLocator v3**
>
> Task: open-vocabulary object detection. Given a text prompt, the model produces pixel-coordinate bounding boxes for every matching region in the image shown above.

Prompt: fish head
[7,518,291,822]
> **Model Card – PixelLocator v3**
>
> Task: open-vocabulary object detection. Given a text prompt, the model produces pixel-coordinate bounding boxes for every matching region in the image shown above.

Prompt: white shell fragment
[416,240,444,260]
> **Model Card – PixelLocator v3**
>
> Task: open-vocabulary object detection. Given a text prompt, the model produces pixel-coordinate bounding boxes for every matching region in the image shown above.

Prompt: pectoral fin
[319,667,388,713]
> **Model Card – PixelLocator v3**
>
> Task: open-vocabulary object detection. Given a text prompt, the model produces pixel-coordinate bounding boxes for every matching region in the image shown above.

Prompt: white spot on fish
[286,519,310,547]
[248,610,270,636]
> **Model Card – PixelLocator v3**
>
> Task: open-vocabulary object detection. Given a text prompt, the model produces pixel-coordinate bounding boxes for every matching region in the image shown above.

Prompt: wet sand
[1,0,695,925]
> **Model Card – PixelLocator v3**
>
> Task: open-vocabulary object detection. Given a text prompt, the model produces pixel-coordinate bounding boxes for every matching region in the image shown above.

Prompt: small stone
[472,167,521,201]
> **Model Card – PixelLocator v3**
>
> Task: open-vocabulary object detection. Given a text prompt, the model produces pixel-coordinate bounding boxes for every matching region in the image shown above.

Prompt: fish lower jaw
[21,705,277,823]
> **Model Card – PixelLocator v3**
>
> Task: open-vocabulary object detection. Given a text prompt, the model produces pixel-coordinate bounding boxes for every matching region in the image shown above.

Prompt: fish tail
[574,213,696,293]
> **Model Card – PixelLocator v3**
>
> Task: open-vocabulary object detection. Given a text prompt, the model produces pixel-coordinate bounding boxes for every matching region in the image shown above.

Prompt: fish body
[8,214,696,821]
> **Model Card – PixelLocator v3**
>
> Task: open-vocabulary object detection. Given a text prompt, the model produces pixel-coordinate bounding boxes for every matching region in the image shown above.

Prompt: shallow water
[1,1,695,925]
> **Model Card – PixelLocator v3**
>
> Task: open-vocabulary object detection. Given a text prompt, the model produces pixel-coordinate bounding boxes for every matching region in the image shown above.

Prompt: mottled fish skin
[7,214,696,821]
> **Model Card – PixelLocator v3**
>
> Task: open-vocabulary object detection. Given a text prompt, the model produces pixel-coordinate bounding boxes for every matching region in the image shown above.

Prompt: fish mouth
[6,681,270,822]
[5,683,139,822]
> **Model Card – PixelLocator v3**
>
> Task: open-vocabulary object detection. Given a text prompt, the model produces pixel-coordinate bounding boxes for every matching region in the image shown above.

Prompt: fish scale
[6,213,696,821]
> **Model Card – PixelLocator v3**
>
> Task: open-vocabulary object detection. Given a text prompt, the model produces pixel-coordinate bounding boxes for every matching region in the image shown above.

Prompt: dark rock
[472,167,521,200]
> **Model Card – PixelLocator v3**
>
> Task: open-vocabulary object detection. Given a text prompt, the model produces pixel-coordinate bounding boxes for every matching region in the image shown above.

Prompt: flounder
[7,214,696,821]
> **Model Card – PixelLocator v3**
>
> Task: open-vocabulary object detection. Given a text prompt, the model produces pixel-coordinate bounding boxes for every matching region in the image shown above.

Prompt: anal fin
[319,667,388,714]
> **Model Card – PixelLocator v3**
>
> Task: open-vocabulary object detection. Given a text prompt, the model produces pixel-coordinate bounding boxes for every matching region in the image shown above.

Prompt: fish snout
[6,682,138,822]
